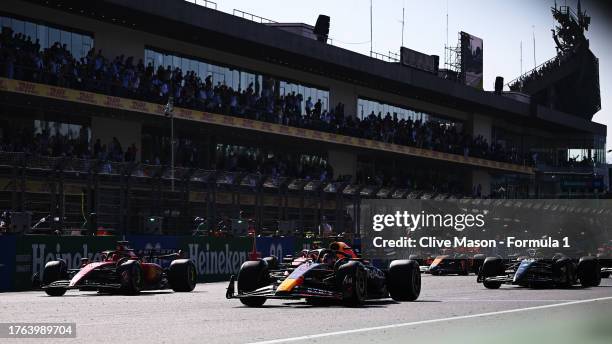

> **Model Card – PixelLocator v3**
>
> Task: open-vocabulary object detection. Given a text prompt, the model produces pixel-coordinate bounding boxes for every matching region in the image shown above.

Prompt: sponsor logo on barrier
[187,243,248,277]
[103,96,122,108]
[16,81,37,95]
[130,100,148,112]
[77,92,96,104]
[48,87,67,99]
[30,243,106,278]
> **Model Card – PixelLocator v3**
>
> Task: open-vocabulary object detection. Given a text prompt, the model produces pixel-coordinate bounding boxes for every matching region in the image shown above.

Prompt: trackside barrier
[0,236,360,291]
[0,236,16,291]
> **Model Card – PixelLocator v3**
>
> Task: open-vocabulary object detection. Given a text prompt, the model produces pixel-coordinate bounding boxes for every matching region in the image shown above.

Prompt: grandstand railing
[370,50,400,63]
[232,9,278,24]
[183,0,217,10]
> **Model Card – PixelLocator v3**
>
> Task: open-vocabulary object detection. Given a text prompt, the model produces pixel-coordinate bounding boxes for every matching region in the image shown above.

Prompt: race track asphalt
[1,274,611,344]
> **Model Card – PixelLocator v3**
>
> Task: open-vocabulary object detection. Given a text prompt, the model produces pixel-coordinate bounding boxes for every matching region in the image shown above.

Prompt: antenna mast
[370,0,373,57]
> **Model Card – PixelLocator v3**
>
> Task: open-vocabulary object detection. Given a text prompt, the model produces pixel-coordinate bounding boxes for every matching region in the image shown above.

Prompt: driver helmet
[329,242,358,259]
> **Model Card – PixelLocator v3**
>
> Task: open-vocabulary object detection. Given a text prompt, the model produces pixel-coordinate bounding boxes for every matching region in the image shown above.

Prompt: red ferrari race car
[226,242,421,307]
[34,241,197,296]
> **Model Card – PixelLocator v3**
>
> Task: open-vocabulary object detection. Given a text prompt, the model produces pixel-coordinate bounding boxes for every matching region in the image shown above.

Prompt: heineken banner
[0,236,16,292]
[180,237,251,282]
[14,235,118,291]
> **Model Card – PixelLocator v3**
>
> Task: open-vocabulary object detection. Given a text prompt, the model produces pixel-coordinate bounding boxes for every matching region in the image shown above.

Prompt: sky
[200,0,612,162]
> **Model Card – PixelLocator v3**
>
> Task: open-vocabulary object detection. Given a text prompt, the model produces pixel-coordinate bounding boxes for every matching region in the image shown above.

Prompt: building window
[144,47,329,113]
[0,15,93,60]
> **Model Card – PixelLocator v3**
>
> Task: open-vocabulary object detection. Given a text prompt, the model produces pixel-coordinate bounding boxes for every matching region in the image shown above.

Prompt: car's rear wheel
[237,260,269,307]
[169,259,198,292]
[578,256,601,287]
[481,257,504,289]
[43,260,68,296]
[553,257,575,288]
[336,261,367,306]
[118,260,143,294]
[387,260,421,301]
[472,254,486,274]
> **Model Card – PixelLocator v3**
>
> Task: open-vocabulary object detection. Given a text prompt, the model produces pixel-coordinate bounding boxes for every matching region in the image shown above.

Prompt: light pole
[164,96,175,192]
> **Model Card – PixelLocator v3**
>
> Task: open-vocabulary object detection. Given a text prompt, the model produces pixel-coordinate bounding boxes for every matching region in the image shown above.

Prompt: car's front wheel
[336,261,368,306]
[578,256,601,287]
[43,260,68,296]
[481,257,504,289]
[237,260,269,307]
[387,259,421,301]
[169,259,197,292]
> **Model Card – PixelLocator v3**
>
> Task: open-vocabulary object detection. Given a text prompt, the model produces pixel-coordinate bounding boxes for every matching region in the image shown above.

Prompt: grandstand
[0,0,607,235]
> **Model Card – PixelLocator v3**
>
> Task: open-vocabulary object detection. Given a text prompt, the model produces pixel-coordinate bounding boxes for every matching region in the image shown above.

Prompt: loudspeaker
[495,76,504,95]
[313,15,330,43]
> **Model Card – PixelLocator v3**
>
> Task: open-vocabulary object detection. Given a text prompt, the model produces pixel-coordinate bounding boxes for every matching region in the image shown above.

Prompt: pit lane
[0,274,610,343]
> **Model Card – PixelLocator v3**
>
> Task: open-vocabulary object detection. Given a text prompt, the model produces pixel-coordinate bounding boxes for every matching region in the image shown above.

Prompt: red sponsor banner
[295,128,307,138]
[278,125,291,135]
[16,81,38,95]
[103,96,123,108]
[77,91,97,104]
[241,118,255,129]
[260,122,273,132]
[311,131,323,140]
[47,87,68,99]
[130,100,148,113]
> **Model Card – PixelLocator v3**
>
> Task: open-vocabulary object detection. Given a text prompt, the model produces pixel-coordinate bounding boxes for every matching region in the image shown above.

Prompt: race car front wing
[226,275,342,300]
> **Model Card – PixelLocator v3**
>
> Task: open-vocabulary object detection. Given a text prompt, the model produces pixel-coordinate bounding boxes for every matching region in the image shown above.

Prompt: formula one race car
[226,242,421,307]
[597,240,612,278]
[427,253,486,276]
[477,254,601,289]
[35,241,197,296]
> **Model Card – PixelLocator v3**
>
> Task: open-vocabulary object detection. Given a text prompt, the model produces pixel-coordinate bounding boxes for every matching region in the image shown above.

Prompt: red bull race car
[226,242,421,307]
[35,241,197,296]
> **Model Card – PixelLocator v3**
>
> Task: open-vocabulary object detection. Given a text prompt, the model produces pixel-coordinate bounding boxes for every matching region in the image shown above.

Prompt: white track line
[247,296,612,344]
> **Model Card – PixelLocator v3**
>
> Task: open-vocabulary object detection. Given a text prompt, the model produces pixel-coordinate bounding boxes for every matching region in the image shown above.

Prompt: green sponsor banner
[14,235,118,291]
[180,237,252,282]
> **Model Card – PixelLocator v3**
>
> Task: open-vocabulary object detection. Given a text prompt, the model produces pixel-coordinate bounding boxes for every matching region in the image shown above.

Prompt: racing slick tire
[578,256,601,287]
[481,257,504,289]
[472,254,486,274]
[553,257,575,288]
[387,260,421,302]
[237,260,270,307]
[336,261,368,306]
[118,260,144,294]
[262,256,279,270]
[43,260,68,296]
[169,259,198,292]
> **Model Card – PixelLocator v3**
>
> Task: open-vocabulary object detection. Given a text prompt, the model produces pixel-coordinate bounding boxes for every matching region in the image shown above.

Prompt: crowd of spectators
[0,26,528,166]
[508,49,576,92]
